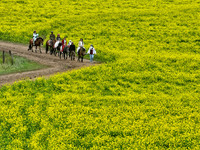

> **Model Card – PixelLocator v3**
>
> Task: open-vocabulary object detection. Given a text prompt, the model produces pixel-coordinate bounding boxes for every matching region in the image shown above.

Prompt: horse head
[81,47,86,56]
[37,37,43,45]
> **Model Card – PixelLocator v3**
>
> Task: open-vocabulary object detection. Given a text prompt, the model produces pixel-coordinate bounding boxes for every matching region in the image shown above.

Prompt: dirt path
[0,41,100,86]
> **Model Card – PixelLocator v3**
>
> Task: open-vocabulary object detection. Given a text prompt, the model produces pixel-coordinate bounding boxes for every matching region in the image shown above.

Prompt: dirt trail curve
[0,41,100,86]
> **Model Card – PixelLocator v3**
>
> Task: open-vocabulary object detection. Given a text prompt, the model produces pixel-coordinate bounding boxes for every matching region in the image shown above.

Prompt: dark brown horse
[28,37,43,53]
[46,40,55,55]
[78,47,86,62]
[61,46,69,59]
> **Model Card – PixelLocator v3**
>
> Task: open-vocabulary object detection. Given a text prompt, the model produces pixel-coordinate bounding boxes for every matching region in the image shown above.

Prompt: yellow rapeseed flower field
[0,0,200,149]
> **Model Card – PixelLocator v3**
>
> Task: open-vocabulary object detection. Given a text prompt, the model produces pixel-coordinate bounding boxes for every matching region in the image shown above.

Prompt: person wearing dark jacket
[69,42,75,52]
[56,34,61,41]
[50,31,55,40]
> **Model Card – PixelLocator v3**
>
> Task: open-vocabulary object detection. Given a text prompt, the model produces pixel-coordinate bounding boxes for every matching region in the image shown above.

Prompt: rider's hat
[34,30,36,33]
[90,44,93,47]
[51,31,53,33]
[57,34,60,36]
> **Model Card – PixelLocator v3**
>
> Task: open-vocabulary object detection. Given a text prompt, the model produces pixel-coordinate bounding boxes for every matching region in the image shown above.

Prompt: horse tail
[46,41,48,52]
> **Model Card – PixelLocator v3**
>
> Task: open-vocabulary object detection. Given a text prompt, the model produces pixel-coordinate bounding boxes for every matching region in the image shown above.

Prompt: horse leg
[35,46,37,53]
[40,46,42,53]
[54,49,56,56]
[50,47,52,55]
[28,44,31,51]
[65,51,67,59]
[81,56,83,62]
[51,47,53,55]
[28,40,32,51]
[46,44,48,54]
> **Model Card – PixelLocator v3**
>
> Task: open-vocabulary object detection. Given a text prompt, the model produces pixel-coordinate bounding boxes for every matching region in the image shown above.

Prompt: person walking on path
[87,44,96,62]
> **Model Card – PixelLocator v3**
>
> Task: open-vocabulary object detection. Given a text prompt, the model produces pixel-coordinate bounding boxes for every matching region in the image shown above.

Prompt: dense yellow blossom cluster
[0,0,200,149]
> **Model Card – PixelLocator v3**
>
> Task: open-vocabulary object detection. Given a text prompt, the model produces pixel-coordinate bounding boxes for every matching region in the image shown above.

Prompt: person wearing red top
[61,37,67,52]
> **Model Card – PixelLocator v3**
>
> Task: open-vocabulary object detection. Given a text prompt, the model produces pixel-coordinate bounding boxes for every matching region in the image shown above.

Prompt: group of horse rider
[33,30,96,62]
[47,31,96,62]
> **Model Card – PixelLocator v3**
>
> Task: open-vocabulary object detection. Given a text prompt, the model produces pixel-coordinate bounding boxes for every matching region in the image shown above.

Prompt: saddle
[33,38,38,46]
[48,40,52,45]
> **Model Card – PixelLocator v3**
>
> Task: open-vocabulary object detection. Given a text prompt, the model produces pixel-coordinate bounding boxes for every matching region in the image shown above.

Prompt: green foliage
[0,0,200,149]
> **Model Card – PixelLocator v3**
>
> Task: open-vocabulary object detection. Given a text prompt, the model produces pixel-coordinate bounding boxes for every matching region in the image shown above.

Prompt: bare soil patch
[0,41,100,86]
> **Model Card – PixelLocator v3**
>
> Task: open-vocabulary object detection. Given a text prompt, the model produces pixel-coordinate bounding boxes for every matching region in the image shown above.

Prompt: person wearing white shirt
[87,44,96,62]
[33,31,39,45]
[77,38,85,54]
[68,40,72,46]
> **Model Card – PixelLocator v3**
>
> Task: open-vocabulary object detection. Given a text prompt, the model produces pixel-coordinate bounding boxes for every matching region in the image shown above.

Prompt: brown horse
[28,37,43,53]
[46,39,55,55]
[70,51,75,61]
[78,47,86,62]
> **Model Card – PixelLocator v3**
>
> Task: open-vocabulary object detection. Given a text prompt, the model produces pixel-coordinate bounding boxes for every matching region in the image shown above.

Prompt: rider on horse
[61,37,67,52]
[77,38,85,54]
[69,42,76,53]
[54,34,62,49]
[33,31,39,45]
[50,31,55,40]
[68,40,72,46]
[49,31,55,46]
[56,34,61,41]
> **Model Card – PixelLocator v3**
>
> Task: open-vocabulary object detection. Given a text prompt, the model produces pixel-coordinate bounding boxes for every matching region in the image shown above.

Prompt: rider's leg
[77,47,80,54]
[33,38,36,45]
[90,54,94,62]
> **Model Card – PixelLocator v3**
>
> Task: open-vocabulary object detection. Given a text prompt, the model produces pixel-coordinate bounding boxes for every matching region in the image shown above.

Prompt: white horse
[53,41,62,56]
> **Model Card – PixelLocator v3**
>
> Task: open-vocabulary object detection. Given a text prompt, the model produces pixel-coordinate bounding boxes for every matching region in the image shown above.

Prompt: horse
[78,47,86,62]
[70,50,76,61]
[46,39,55,55]
[61,46,69,59]
[53,41,62,56]
[28,37,43,53]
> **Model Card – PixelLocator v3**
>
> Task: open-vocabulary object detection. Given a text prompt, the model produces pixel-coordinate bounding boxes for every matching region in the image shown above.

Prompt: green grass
[0,51,47,75]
